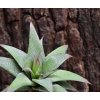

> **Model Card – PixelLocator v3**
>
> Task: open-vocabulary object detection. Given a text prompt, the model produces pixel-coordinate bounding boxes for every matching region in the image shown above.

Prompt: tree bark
[0,8,100,92]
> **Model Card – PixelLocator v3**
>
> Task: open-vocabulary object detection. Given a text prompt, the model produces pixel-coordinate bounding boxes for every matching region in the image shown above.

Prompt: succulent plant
[0,22,90,92]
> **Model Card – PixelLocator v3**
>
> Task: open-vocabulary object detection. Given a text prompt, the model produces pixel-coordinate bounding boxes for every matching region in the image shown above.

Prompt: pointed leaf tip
[28,22,45,61]
[49,70,90,84]
[47,45,69,57]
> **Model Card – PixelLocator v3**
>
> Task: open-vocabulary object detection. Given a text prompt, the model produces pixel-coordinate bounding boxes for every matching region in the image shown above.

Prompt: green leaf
[49,70,90,84]
[27,22,45,61]
[42,54,71,73]
[42,70,55,78]
[24,50,34,69]
[16,86,30,92]
[58,82,77,91]
[36,87,48,92]
[7,73,34,92]
[47,45,68,57]
[24,38,45,68]
[0,57,20,77]
[22,67,35,78]
[32,55,42,77]
[32,78,53,92]
[3,86,30,92]
[0,44,27,68]
[39,37,45,59]
[53,84,67,92]
[25,23,45,69]
[2,87,9,92]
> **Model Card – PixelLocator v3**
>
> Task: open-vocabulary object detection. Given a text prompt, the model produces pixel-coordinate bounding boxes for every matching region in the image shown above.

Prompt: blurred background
[0,8,100,92]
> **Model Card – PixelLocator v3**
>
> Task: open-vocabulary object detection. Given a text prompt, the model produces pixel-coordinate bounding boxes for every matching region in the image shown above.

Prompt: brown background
[0,9,100,92]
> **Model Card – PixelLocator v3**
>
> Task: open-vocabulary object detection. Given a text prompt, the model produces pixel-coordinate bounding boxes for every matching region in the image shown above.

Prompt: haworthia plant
[0,22,90,92]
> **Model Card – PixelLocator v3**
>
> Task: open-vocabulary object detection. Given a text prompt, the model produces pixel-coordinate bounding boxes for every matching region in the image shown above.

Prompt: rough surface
[0,8,100,92]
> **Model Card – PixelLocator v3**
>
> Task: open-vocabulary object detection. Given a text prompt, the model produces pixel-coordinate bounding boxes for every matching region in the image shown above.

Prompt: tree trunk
[0,8,100,92]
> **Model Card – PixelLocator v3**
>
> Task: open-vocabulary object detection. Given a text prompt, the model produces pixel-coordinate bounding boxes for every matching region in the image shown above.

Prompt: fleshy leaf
[37,87,48,92]
[42,70,55,78]
[39,37,45,59]
[58,82,77,91]
[28,22,45,61]
[47,45,68,57]
[22,67,35,78]
[7,73,34,92]
[26,39,45,65]
[0,57,20,77]
[53,84,67,92]
[32,55,42,77]
[32,78,53,92]
[3,86,30,92]
[2,87,9,92]
[49,70,90,84]
[24,55,33,68]
[0,44,27,68]
[42,54,71,73]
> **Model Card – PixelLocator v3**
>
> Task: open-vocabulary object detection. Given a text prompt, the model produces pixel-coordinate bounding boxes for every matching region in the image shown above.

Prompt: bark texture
[0,8,100,92]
